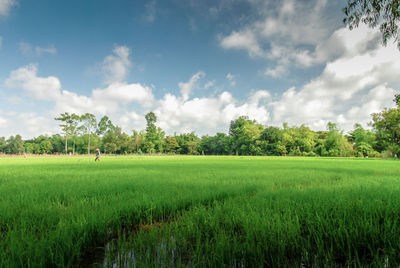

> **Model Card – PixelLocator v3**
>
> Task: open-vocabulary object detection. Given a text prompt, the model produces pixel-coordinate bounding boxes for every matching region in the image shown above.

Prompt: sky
[0,0,399,138]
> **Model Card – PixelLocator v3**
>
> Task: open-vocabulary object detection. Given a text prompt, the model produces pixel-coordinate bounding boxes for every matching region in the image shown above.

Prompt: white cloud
[92,82,154,107]
[268,26,400,131]
[119,111,146,132]
[17,113,55,137]
[220,29,264,58]
[178,71,205,101]
[5,64,62,101]
[103,45,131,84]
[155,73,270,135]
[0,0,17,16]
[219,0,342,77]
[19,42,57,57]
[226,73,236,86]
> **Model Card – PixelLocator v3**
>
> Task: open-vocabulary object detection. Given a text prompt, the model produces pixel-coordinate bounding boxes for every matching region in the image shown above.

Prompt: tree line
[1,95,400,157]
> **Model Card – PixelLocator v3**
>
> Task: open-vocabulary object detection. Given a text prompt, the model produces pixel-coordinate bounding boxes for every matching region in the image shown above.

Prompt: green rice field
[1,156,400,267]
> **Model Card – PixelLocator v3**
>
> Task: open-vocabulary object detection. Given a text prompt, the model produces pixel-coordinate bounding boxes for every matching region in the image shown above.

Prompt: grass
[0,156,400,267]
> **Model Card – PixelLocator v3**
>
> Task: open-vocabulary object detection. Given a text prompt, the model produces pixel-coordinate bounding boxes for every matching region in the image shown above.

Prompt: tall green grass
[1,156,399,266]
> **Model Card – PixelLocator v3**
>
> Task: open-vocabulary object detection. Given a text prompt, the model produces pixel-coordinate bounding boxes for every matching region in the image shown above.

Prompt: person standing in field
[95,148,101,161]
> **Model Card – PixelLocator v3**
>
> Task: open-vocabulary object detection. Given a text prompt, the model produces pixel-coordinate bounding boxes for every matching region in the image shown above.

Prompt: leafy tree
[39,140,53,154]
[324,122,354,157]
[0,137,6,153]
[343,0,400,49]
[49,134,65,154]
[259,126,282,155]
[175,133,200,154]
[54,112,74,154]
[78,113,97,154]
[165,136,179,153]
[371,98,400,157]
[97,115,115,136]
[394,93,400,106]
[102,130,119,154]
[6,135,24,154]
[229,116,263,155]
[143,112,165,153]
[132,130,146,153]
[200,133,230,155]
[349,123,377,156]
[69,113,80,155]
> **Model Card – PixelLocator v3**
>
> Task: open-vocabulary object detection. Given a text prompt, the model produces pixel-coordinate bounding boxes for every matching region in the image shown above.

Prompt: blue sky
[0,0,399,138]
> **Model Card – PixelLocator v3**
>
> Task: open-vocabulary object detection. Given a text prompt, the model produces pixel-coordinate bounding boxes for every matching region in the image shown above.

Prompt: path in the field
[79,190,256,267]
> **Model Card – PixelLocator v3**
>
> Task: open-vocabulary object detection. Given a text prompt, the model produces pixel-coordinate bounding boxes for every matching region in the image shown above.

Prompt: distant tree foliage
[343,0,400,49]
[2,96,400,158]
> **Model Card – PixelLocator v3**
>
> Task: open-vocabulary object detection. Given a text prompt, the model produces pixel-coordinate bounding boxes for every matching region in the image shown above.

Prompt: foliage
[371,105,400,157]
[343,0,400,49]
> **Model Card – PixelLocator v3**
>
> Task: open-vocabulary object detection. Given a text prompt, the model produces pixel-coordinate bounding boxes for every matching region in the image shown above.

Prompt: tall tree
[54,112,74,154]
[79,113,97,154]
[343,0,400,49]
[97,115,115,136]
[69,113,80,155]
[371,96,400,157]
[144,112,160,153]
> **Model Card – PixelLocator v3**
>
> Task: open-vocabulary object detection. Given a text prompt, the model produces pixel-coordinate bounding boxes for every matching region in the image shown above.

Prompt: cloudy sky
[0,0,399,138]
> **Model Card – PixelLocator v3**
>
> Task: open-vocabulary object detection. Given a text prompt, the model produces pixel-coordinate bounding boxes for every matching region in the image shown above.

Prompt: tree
[371,97,400,157]
[143,112,165,153]
[324,122,354,157]
[54,112,74,154]
[260,126,282,155]
[69,113,80,155]
[97,115,115,136]
[132,130,146,153]
[229,116,263,155]
[349,123,377,156]
[343,0,400,49]
[6,135,24,154]
[78,113,97,154]
[0,137,6,153]
[165,136,179,153]
[395,93,400,106]
[175,133,200,154]
[102,129,119,154]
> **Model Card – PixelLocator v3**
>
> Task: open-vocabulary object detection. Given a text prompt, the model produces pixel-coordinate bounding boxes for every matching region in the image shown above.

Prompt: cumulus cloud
[18,42,57,57]
[219,0,342,77]
[0,0,17,16]
[5,64,62,101]
[155,73,270,135]
[220,29,264,58]
[268,26,400,130]
[17,113,55,137]
[103,45,131,84]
